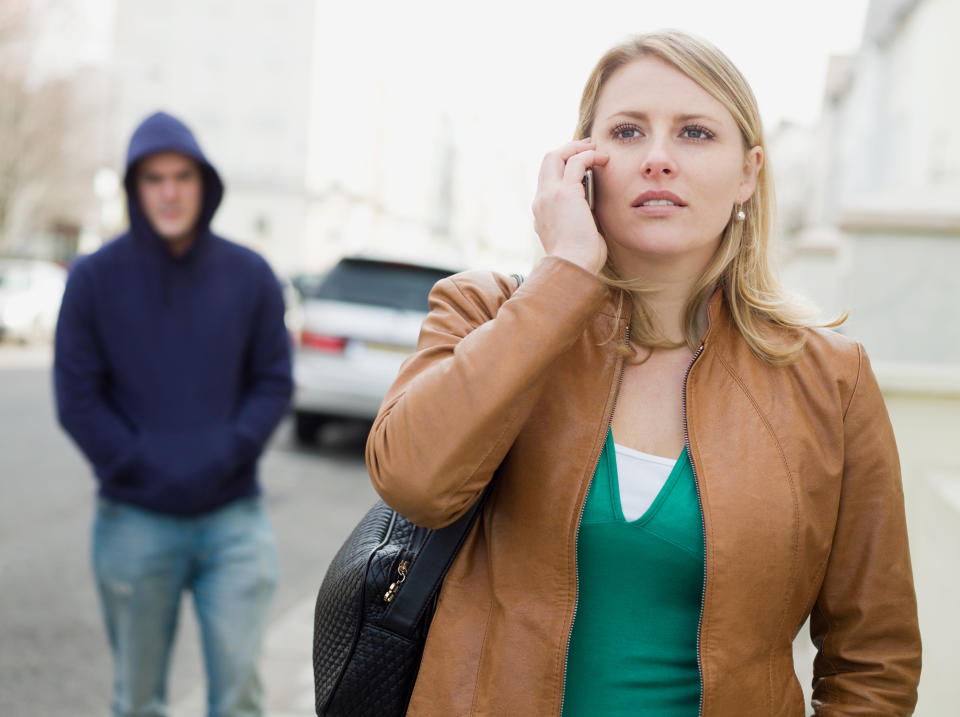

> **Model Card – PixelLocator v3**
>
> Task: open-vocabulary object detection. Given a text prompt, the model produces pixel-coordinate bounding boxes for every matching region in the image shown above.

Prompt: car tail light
[300,330,348,353]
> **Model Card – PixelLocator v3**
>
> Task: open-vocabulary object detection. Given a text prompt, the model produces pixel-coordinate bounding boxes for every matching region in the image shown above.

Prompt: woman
[366,31,921,716]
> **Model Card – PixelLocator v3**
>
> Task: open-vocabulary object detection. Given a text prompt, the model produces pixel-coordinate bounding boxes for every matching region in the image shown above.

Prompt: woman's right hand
[532,138,609,275]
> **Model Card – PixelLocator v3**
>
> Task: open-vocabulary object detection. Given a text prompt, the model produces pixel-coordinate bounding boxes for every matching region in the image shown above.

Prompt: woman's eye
[682,125,714,140]
[612,124,641,140]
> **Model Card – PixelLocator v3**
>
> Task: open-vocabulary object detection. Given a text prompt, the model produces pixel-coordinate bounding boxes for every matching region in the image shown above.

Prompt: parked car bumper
[293,347,408,420]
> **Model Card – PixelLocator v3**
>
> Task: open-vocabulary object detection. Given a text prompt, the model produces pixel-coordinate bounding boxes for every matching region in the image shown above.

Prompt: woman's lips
[631,190,686,217]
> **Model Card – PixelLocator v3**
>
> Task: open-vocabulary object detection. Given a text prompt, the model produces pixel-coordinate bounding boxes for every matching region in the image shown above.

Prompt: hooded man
[54,111,293,717]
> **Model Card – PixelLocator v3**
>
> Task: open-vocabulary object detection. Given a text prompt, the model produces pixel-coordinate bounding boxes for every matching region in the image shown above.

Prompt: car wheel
[294,411,324,444]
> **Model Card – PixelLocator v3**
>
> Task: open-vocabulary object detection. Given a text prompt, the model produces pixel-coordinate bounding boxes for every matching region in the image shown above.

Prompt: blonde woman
[366,31,921,716]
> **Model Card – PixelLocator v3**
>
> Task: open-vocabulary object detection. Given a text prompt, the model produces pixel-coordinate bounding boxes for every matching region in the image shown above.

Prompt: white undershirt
[613,443,676,521]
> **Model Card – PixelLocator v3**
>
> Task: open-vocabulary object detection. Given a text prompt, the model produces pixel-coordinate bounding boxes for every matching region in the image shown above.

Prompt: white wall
[779,0,959,362]
[840,230,960,363]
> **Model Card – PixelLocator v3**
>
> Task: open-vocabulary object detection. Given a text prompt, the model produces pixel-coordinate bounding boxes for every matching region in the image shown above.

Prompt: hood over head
[123,111,223,251]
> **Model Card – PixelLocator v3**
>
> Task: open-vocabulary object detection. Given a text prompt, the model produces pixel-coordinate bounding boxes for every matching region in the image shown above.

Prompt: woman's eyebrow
[604,110,721,124]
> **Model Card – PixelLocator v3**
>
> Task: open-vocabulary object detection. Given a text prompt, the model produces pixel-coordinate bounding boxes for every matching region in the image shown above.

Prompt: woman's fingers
[533,140,608,221]
[531,139,610,275]
[537,138,595,187]
[561,148,610,183]
[535,148,609,214]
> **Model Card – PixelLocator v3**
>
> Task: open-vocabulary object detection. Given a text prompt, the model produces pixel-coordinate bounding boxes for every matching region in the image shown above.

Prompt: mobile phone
[582,168,595,210]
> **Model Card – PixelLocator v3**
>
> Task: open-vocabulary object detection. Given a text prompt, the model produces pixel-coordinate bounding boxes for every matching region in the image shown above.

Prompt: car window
[306,260,453,312]
[290,274,326,299]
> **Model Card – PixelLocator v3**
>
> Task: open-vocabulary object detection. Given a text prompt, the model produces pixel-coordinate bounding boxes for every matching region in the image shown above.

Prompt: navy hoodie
[54,111,293,515]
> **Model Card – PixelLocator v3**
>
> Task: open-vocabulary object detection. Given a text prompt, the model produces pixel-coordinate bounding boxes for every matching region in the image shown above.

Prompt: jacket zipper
[559,324,630,716]
[682,343,706,716]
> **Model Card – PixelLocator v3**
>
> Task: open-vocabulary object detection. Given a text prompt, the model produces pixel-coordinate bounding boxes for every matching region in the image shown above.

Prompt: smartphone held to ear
[582,168,595,210]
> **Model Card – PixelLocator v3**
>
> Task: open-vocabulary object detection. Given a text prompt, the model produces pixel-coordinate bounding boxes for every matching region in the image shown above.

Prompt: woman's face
[590,57,762,276]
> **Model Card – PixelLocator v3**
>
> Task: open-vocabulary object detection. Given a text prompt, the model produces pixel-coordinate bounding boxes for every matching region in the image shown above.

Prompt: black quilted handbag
[312,496,485,716]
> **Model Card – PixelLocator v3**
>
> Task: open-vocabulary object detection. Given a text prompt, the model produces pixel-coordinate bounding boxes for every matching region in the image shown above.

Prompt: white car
[0,258,67,343]
[292,257,459,443]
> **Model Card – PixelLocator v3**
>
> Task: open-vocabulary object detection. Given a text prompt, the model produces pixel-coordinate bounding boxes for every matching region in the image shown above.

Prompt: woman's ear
[738,146,764,203]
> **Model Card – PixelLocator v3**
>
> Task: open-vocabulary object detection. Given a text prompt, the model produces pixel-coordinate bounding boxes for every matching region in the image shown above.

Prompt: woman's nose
[640,139,677,177]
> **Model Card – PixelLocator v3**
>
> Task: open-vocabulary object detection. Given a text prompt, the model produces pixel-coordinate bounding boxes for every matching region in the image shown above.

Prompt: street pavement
[170,593,318,717]
[0,342,377,717]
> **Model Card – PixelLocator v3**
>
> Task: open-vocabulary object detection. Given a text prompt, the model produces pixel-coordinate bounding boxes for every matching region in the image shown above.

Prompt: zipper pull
[383,560,409,603]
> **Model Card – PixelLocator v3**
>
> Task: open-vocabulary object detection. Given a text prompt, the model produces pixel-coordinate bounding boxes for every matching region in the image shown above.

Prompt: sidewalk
[170,593,317,717]
[0,343,52,370]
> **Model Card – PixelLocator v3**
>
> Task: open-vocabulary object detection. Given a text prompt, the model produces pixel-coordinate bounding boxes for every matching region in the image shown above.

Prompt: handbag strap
[381,494,486,637]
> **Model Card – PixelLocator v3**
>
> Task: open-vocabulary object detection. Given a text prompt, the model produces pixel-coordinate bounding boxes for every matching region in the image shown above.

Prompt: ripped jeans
[92,496,278,717]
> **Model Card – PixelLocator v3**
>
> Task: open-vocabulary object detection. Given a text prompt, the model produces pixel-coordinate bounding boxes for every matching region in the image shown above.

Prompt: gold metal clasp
[383,560,409,603]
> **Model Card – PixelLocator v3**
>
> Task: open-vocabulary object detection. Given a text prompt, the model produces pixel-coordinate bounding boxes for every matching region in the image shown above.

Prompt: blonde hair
[576,30,843,365]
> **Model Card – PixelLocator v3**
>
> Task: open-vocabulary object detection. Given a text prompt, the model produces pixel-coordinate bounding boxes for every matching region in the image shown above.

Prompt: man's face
[136,152,203,247]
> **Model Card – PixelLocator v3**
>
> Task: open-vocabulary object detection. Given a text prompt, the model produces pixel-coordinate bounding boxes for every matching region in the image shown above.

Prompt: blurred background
[0,0,957,714]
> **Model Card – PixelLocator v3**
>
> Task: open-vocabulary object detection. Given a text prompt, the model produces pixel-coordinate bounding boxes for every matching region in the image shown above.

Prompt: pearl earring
[736,203,746,221]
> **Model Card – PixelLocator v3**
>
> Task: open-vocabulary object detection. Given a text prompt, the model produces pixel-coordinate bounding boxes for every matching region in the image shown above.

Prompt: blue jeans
[92,496,278,717]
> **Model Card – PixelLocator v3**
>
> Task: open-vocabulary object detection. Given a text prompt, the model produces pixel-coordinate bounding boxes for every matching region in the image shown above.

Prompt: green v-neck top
[562,430,704,716]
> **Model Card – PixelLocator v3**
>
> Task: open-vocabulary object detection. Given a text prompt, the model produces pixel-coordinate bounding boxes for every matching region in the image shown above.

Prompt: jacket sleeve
[366,257,608,528]
[53,263,139,482]
[229,262,293,463]
[810,344,922,714]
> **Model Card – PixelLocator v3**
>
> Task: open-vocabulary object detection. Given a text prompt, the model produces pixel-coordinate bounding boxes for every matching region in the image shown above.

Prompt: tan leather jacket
[366,257,921,716]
